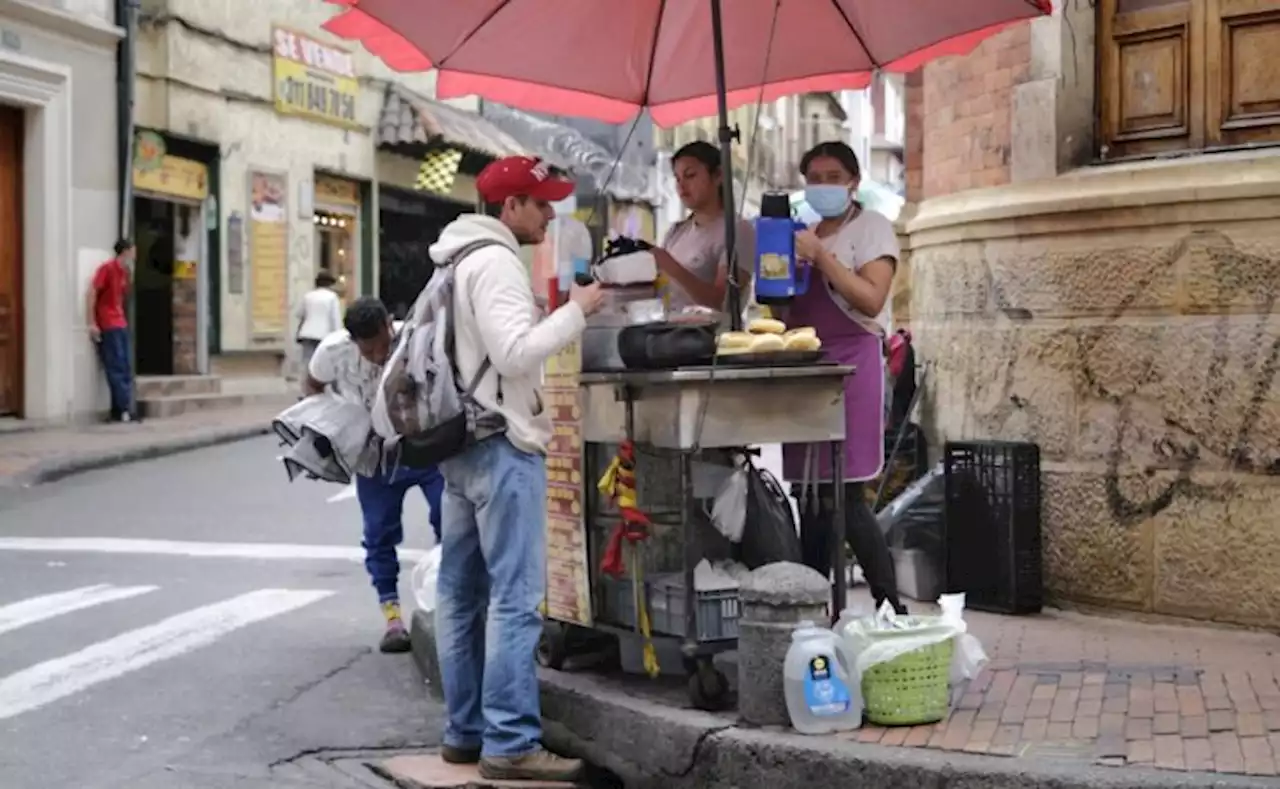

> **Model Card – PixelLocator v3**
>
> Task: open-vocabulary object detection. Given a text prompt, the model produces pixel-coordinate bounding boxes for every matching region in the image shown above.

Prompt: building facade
[899,0,1280,628]
[132,0,523,383]
[0,0,121,422]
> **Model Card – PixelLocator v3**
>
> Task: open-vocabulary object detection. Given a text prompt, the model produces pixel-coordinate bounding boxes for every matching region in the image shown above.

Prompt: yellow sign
[133,155,208,202]
[249,172,289,336]
[543,340,592,627]
[314,174,360,207]
[272,27,359,129]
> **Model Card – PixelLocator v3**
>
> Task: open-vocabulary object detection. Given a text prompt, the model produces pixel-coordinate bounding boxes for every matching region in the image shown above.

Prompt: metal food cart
[538,362,853,710]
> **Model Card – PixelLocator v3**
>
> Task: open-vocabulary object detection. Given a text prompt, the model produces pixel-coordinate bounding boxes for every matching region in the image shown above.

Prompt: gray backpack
[370,239,506,467]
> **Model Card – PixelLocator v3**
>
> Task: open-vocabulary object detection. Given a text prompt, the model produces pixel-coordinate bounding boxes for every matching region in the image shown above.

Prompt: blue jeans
[97,328,133,417]
[356,464,445,604]
[435,436,547,758]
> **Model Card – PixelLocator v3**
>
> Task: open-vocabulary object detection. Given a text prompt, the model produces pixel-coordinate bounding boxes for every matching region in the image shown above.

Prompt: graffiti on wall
[936,230,1279,526]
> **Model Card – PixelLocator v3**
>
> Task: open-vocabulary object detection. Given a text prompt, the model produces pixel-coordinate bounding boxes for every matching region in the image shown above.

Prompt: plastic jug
[784,620,863,734]
[753,192,811,305]
[833,604,870,642]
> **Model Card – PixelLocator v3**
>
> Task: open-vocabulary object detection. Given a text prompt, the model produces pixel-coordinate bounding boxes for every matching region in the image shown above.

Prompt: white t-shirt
[295,287,343,342]
[307,322,403,410]
[817,208,900,333]
[660,214,756,313]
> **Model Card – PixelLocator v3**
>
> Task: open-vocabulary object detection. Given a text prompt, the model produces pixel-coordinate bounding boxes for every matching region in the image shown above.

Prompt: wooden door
[0,105,21,416]
[1099,0,1207,158]
[1205,0,1280,146]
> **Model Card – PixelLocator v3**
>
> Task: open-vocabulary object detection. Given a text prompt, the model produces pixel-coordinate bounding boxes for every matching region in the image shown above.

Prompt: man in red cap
[429,156,602,782]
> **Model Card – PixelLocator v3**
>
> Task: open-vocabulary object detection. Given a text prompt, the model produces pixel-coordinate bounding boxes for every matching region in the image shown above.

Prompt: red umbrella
[323,0,1050,335]
[323,0,1050,126]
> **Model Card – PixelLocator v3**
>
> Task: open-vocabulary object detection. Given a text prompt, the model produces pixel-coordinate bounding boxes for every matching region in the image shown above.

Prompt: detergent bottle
[784,620,863,734]
[753,191,811,305]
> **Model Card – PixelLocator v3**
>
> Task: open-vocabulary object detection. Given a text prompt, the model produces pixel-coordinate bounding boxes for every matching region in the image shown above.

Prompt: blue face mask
[804,184,853,218]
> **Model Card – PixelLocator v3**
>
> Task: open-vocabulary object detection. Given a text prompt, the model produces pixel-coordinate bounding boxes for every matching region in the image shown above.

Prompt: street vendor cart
[536,353,853,710]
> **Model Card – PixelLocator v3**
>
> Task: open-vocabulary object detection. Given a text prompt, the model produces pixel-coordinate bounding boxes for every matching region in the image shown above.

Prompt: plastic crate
[599,574,740,642]
[943,440,1042,615]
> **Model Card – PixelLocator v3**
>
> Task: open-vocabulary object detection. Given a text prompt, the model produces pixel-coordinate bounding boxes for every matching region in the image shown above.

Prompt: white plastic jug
[783,620,863,734]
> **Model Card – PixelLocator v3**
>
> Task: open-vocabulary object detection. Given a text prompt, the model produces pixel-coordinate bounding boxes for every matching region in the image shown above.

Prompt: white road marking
[0,537,428,563]
[0,585,159,636]
[0,588,333,721]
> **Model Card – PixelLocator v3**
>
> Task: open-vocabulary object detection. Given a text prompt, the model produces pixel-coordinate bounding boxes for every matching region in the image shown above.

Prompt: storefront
[311,173,368,307]
[131,130,212,376]
[376,185,467,319]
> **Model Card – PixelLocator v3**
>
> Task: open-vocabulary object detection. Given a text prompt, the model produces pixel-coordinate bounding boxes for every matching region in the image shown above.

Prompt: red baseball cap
[476,156,575,204]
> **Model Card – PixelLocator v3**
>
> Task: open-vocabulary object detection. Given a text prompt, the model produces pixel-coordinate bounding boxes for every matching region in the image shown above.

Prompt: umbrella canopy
[323,0,1051,127]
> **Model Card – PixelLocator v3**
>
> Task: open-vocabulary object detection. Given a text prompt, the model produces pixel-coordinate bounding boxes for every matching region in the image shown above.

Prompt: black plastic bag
[738,460,803,570]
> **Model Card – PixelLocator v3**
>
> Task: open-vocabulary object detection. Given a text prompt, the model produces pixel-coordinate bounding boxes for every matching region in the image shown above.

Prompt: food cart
[536,340,853,710]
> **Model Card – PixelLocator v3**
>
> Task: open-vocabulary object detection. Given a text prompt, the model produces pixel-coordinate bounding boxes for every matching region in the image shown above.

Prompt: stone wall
[906,155,1280,628]
[895,1,1279,628]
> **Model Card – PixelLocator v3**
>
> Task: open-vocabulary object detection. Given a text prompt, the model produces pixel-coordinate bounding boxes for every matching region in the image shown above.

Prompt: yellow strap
[598,455,621,496]
[628,543,660,678]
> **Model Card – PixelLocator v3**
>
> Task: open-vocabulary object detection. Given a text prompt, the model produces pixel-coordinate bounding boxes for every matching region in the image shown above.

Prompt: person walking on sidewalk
[432,156,603,783]
[87,239,136,423]
[305,296,445,654]
[295,270,343,398]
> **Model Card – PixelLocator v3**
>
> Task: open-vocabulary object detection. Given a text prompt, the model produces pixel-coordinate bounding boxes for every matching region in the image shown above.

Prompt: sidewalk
[529,587,1280,789]
[0,402,288,487]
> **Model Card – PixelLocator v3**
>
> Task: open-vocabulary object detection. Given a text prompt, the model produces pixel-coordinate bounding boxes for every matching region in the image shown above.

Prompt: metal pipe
[709,0,743,331]
[116,0,139,239]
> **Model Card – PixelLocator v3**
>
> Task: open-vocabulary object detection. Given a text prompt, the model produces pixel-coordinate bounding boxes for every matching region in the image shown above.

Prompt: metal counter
[579,364,854,449]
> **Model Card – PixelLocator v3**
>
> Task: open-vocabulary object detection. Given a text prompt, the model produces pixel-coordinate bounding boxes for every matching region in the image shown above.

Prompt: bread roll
[716,345,751,356]
[747,318,786,335]
[717,331,753,351]
[750,333,786,353]
[784,326,817,341]
[784,333,822,352]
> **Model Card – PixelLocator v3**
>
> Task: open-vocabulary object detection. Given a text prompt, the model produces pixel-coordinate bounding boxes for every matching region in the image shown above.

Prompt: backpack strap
[442,238,509,401]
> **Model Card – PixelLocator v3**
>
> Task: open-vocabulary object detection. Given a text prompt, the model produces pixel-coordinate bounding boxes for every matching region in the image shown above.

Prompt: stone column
[736,562,830,727]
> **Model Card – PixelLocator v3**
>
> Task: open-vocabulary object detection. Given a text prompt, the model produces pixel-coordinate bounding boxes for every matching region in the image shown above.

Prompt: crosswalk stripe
[0,537,428,563]
[0,584,158,636]
[0,588,333,721]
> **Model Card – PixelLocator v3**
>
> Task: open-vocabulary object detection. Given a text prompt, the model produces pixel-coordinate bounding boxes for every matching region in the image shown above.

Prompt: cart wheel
[537,623,570,671]
[687,660,731,711]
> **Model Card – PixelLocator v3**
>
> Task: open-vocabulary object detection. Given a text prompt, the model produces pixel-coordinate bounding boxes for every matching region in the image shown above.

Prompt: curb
[534,670,1279,789]
[405,609,1277,788]
[3,424,271,488]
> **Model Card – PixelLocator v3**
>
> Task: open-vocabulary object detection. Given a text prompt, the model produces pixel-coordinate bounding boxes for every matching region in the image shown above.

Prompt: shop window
[1099,0,1280,159]
[313,209,356,303]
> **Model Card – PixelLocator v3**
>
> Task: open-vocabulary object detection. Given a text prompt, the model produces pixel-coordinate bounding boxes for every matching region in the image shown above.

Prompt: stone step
[136,391,293,420]
[135,375,222,399]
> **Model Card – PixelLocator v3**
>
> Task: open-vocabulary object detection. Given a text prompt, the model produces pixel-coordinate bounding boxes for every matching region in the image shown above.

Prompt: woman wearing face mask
[646,141,754,312]
[783,141,906,615]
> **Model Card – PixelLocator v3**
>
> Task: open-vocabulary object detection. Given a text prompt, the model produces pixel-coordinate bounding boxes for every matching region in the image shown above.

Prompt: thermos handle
[792,219,812,295]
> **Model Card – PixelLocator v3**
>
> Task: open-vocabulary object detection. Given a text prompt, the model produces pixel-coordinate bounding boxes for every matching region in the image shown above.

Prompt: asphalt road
[0,437,442,789]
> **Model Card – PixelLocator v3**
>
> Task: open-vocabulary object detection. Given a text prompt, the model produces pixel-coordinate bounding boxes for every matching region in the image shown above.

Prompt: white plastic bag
[845,600,986,683]
[411,545,442,613]
[710,456,749,543]
[939,593,988,684]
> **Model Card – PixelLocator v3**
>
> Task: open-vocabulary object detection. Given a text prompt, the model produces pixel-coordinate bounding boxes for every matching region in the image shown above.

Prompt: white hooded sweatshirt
[429,214,586,455]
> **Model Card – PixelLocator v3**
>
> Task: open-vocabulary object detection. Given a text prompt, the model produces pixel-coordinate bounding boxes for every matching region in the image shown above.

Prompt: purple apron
[781,275,885,485]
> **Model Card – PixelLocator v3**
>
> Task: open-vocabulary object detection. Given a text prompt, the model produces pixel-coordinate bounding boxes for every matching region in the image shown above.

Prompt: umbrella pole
[709,0,743,331]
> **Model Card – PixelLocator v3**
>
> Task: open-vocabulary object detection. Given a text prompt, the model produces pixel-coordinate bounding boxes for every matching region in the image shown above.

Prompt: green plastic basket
[859,625,955,726]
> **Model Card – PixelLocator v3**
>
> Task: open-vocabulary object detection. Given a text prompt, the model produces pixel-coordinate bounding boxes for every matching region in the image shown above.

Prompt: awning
[377,83,530,162]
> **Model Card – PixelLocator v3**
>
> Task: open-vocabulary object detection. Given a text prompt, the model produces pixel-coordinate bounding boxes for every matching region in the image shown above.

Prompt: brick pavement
[844,589,1280,778]
[0,402,287,484]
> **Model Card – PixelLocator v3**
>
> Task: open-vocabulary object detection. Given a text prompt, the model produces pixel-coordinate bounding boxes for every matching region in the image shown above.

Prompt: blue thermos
[753,192,810,305]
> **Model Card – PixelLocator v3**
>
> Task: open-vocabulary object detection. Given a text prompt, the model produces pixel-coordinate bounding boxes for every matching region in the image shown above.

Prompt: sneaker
[440,744,481,765]
[478,748,584,782]
[379,601,411,654]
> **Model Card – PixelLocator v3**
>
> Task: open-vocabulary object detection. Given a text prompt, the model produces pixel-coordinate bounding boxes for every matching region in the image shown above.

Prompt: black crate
[943,440,1042,615]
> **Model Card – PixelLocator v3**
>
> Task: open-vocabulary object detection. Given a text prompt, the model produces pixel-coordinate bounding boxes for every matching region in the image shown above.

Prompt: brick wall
[916,23,1032,199]
[904,70,924,202]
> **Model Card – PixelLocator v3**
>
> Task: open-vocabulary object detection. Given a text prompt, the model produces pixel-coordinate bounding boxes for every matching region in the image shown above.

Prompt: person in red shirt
[87,239,136,422]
